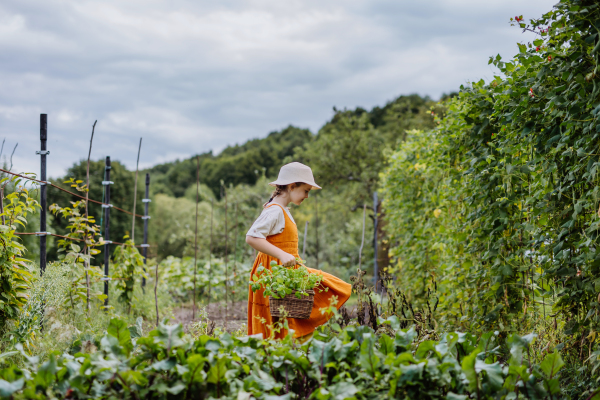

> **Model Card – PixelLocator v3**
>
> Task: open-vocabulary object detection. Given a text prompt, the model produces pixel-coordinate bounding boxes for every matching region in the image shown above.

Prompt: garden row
[380,0,600,392]
[0,312,572,399]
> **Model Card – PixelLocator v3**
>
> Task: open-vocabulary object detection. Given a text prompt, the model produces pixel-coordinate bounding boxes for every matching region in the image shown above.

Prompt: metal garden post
[37,114,49,274]
[103,156,113,306]
[141,173,151,287]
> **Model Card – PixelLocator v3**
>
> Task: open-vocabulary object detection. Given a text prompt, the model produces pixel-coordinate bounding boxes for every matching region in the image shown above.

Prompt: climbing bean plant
[111,237,146,313]
[382,0,600,345]
[0,177,39,329]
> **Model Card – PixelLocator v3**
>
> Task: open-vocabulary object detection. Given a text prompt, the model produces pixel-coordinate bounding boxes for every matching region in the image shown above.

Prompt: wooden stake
[233,202,238,305]
[208,198,214,308]
[84,120,97,313]
[131,137,142,242]
[0,139,5,226]
[302,221,309,260]
[193,156,200,320]
[0,186,4,226]
[223,183,229,331]
[9,143,17,172]
[358,204,366,270]
[155,260,159,327]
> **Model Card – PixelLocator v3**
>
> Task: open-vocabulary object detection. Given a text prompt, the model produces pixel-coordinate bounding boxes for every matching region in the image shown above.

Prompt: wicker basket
[269,290,315,319]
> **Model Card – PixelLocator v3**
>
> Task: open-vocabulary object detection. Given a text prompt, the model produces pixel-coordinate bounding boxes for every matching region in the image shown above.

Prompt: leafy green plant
[50,194,105,311]
[0,314,577,399]
[159,256,251,302]
[4,262,71,350]
[250,259,326,299]
[0,178,39,330]
[112,237,146,313]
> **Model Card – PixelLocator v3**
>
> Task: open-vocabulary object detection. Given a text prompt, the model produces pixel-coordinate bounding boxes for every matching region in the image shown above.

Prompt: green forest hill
[145,93,442,199]
[44,93,444,277]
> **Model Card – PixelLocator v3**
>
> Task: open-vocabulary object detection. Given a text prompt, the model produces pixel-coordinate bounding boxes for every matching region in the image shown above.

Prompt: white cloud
[0,0,556,178]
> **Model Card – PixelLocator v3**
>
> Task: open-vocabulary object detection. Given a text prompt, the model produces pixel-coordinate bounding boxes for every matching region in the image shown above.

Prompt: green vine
[50,179,105,311]
[0,177,39,329]
[382,0,600,346]
[112,237,146,313]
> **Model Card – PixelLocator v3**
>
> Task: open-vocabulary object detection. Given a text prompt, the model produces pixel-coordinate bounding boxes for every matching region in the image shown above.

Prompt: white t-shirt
[246,204,296,239]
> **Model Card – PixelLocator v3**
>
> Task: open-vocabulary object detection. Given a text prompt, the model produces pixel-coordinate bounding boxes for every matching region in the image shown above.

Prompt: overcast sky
[1,0,555,178]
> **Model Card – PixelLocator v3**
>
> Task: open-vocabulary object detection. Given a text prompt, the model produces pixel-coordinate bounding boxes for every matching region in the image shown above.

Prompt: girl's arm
[245,236,297,267]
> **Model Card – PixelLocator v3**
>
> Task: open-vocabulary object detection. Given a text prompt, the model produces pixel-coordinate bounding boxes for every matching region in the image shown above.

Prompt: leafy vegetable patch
[0,317,568,399]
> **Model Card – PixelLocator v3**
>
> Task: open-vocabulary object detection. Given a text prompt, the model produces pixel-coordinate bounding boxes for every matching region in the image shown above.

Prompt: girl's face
[289,183,312,206]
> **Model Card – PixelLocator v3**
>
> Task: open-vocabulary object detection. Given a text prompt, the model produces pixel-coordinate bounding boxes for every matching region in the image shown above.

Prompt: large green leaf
[446,393,468,400]
[207,356,229,385]
[539,351,564,379]
[0,379,23,397]
[154,323,185,352]
[128,317,144,339]
[461,349,478,391]
[394,326,417,349]
[358,333,380,379]
[107,317,132,355]
[415,340,437,360]
[309,339,336,367]
[398,362,425,384]
[474,359,504,391]
[328,381,359,400]
[378,334,395,355]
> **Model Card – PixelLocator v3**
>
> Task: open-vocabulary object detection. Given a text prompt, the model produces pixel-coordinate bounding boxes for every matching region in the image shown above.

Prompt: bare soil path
[173,300,248,333]
[172,298,360,334]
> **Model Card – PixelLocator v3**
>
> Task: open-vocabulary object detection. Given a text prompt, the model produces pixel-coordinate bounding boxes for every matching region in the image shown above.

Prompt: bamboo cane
[223,183,229,331]
[233,202,238,305]
[155,261,159,327]
[193,156,200,320]
[84,120,97,313]
[131,138,142,242]
[358,204,366,270]
[209,198,214,308]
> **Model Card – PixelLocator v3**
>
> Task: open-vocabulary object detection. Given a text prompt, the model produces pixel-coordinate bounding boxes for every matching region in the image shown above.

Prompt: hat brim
[269,180,322,190]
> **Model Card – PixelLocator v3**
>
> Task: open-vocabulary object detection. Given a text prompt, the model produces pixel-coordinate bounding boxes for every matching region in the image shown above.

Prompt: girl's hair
[266,182,304,205]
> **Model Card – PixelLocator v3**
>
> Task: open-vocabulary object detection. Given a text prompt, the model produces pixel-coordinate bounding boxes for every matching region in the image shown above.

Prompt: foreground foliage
[0,316,574,400]
[0,178,39,329]
[382,0,600,362]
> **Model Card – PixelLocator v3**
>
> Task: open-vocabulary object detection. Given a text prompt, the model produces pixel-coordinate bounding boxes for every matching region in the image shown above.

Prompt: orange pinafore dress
[247,203,352,339]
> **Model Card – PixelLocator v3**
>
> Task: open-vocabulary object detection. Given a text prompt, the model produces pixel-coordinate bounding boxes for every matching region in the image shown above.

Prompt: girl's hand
[279,252,297,267]
[246,236,298,267]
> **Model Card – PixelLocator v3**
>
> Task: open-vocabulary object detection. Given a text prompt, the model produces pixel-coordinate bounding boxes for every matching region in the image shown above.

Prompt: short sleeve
[246,206,286,239]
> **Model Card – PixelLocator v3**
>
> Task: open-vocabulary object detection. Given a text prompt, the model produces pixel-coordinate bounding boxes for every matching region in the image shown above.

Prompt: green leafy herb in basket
[249,258,327,299]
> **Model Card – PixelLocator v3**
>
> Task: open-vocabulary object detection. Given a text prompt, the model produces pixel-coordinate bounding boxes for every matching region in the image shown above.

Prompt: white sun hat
[269,162,322,189]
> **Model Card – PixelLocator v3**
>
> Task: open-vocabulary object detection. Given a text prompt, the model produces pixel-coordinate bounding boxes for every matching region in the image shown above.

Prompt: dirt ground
[172,298,361,334]
[173,300,248,333]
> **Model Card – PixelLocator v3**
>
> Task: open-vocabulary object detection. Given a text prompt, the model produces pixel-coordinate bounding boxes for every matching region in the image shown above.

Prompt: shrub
[3,262,71,350]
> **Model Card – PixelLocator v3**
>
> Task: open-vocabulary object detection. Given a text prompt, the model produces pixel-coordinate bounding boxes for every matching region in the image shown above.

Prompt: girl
[246,162,352,341]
